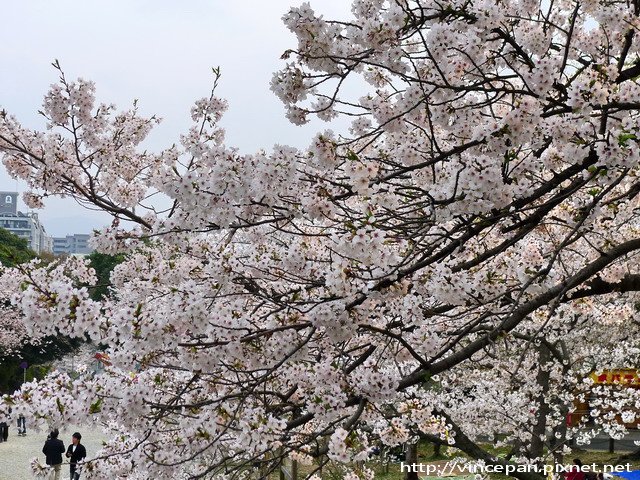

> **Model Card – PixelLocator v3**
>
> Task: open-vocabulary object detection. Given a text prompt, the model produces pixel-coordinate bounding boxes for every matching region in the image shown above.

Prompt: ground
[2,427,639,479]
[0,424,105,480]
[270,437,640,480]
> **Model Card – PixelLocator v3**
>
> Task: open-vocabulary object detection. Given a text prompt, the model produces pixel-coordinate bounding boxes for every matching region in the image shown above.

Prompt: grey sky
[0,0,351,237]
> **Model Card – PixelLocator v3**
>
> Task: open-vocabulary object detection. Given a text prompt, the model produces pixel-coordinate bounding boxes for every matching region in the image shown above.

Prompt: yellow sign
[590,369,640,385]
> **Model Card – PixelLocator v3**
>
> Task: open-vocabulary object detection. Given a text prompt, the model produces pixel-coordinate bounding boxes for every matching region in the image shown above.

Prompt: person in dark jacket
[0,407,11,441]
[42,429,65,480]
[17,414,26,435]
[0,421,7,442]
[65,432,87,480]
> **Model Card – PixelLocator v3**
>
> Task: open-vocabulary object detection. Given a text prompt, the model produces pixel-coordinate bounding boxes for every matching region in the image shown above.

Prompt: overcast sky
[0,0,352,237]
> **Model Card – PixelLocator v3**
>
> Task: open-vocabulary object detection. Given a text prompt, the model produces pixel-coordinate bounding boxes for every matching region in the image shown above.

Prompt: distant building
[0,191,52,254]
[52,234,93,255]
[0,192,18,215]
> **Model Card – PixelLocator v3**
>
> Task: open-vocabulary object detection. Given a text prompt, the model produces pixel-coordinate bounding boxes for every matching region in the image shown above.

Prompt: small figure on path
[0,420,7,442]
[66,432,87,480]
[0,407,11,442]
[42,429,65,480]
[17,414,26,435]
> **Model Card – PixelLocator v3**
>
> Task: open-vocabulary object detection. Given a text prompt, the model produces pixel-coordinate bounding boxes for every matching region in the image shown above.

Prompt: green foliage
[618,132,638,146]
[0,229,82,393]
[0,228,35,267]
[0,359,53,395]
[0,337,80,394]
[86,251,125,301]
[89,397,103,414]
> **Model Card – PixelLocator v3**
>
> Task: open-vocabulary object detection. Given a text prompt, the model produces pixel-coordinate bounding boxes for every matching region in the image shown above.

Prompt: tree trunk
[405,442,419,480]
[422,412,546,480]
[549,351,572,466]
[530,345,552,466]
[433,440,442,457]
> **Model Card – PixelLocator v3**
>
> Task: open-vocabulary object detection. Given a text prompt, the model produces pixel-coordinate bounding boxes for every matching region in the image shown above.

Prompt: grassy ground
[270,441,640,480]
[271,442,463,479]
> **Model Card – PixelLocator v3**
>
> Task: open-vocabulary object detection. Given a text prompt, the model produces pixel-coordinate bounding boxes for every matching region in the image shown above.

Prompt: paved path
[0,425,105,480]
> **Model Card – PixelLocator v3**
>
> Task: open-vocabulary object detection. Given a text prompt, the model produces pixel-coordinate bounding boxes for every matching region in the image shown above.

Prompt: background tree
[0,228,37,370]
[86,251,125,301]
[0,229,78,392]
[0,227,35,267]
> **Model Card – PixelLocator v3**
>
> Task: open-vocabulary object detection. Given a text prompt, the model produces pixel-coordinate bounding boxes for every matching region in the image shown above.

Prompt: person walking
[17,414,26,435]
[0,407,11,442]
[0,420,7,442]
[42,429,65,480]
[65,432,87,480]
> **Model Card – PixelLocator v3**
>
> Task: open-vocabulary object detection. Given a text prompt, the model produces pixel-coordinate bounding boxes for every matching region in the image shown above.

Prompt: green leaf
[56,398,65,414]
[89,398,103,414]
[618,132,637,146]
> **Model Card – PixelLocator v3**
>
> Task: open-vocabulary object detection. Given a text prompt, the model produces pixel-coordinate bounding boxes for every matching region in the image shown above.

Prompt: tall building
[52,234,93,255]
[0,191,52,254]
[0,192,18,215]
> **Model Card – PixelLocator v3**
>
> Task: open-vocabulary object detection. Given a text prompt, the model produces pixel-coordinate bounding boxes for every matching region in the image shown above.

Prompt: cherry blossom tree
[0,230,82,392]
[0,230,35,360]
[1,0,640,478]
[0,303,29,359]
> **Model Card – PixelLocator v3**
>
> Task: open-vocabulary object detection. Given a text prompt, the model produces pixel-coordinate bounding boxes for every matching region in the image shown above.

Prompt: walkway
[0,425,105,480]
